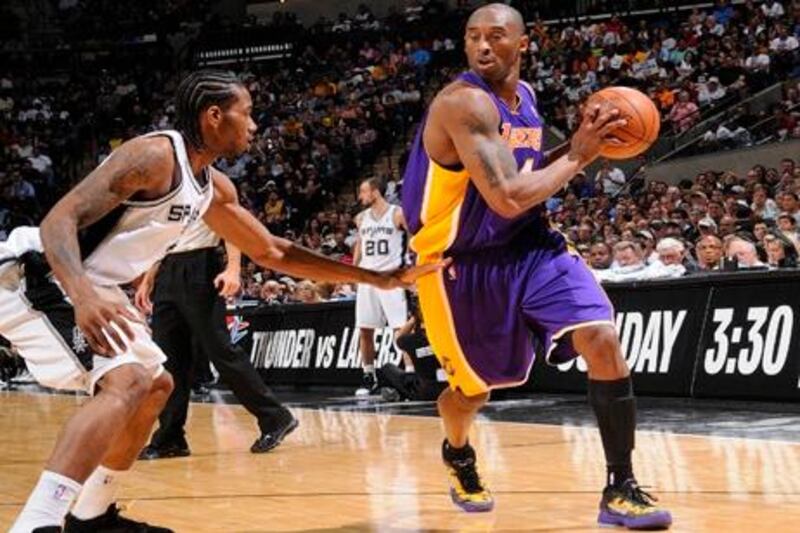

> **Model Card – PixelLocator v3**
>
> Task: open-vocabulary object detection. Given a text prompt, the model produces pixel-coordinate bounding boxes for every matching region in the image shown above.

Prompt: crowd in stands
[1,0,799,303]
[560,155,800,282]
[525,0,799,136]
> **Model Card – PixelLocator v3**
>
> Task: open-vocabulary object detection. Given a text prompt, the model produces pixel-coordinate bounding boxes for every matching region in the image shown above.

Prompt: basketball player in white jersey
[353,177,411,396]
[0,71,444,533]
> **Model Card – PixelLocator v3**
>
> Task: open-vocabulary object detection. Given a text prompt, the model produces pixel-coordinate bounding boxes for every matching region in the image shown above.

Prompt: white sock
[405,365,416,373]
[10,470,81,532]
[364,364,375,375]
[70,465,124,520]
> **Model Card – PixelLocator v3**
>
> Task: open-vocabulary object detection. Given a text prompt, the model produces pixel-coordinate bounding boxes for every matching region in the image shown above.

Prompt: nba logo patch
[53,484,69,501]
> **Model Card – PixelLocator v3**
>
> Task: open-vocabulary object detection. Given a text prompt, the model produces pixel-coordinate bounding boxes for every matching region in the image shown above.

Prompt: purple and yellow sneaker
[598,479,672,530]
[442,440,494,513]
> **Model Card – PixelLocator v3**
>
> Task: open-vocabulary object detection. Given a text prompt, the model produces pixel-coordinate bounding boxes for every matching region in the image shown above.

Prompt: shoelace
[624,484,659,507]
[451,457,484,493]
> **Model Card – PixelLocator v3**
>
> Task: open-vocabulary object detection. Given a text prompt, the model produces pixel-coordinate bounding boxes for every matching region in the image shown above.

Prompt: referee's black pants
[149,248,290,447]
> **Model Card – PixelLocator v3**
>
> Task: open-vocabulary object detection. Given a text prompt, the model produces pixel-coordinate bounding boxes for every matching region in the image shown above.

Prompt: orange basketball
[586,86,661,160]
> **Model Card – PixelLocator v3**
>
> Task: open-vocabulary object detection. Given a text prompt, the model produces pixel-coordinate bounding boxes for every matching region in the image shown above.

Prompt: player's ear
[206,105,223,127]
[519,33,529,54]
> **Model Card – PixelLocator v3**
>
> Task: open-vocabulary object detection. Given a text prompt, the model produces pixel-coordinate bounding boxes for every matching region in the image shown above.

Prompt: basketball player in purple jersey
[401,5,672,529]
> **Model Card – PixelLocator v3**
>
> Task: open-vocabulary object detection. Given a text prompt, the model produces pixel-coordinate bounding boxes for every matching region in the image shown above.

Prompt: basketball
[586,86,661,160]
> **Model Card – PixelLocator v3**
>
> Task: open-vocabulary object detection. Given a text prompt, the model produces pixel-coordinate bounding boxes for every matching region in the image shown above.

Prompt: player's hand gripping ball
[586,86,661,160]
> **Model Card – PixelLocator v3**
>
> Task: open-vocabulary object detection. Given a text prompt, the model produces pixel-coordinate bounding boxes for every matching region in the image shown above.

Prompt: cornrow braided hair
[174,70,243,149]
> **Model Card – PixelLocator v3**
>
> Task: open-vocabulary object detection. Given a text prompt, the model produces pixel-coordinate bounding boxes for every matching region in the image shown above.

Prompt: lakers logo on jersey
[500,123,543,151]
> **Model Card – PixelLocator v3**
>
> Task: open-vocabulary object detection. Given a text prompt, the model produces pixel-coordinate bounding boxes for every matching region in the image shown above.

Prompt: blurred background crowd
[1,0,798,304]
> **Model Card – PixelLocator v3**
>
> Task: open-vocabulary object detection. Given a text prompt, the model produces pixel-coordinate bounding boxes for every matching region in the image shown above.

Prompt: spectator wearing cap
[696,234,724,271]
[662,220,684,240]
[698,77,727,107]
[634,230,659,264]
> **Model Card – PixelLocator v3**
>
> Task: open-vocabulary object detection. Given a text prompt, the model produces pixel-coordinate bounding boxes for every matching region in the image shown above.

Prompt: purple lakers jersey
[402,71,563,260]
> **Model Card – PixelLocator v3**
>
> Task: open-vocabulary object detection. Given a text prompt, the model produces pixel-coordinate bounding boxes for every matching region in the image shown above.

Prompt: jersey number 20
[365,239,389,256]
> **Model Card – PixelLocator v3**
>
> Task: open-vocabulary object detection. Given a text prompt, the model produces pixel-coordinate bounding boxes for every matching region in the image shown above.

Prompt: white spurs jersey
[169,218,220,254]
[0,130,214,286]
[357,204,406,271]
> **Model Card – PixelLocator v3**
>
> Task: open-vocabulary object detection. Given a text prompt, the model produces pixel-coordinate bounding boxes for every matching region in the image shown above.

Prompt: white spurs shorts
[355,284,408,329]
[0,257,166,395]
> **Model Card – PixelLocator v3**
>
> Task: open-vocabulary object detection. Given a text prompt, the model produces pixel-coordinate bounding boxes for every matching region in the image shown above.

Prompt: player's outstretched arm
[203,170,447,289]
[40,136,174,354]
[431,87,626,219]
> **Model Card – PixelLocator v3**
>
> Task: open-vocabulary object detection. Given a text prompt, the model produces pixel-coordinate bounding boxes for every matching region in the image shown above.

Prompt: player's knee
[440,388,489,413]
[100,364,153,408]
[576,325,620,364]
[151,370,174,398]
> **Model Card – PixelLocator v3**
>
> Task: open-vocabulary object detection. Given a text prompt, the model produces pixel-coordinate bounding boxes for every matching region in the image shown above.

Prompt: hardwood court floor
[1,391,800,532]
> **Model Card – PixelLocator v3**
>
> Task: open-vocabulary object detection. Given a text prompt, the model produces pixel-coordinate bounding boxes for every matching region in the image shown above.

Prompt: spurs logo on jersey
[76,129,214,285]
[1,130,214,286]
[358,205,405,271]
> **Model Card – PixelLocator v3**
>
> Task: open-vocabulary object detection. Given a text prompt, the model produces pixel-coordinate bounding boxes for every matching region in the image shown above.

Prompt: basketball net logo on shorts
[71,326,89,356]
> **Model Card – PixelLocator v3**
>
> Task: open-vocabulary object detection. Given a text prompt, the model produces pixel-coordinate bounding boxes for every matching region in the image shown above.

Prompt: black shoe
[191,384,211,396]
[598,479,672,530]
[250,416,299,453]
[354,372,378,396]
[65,504,173,532]
[138,442,191,460]
[33,527,62,532]
[441,440,494,512]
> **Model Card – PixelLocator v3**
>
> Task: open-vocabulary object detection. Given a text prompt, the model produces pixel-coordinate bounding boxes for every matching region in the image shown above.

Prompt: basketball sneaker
[598,479,672,530]
[138,441,190,460]
[442,440,494,513]
[251,415,299,454]
[64,503,173,532]
[354,372,378,397]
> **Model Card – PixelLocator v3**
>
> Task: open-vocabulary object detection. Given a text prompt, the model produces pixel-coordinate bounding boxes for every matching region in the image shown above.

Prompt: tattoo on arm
[41,138,168,297]
[474,140,519,188]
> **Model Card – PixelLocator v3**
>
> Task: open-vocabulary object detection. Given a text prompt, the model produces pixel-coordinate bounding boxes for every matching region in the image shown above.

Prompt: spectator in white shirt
[761,1,785,19]
[595,241,648,281]
[27,146,53,176]
[649,238,688,277]
[770,26,799,53]
[751,185,779,220]
[744,47,771,73]
[697,77,727,106]
[595,159,626,196]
